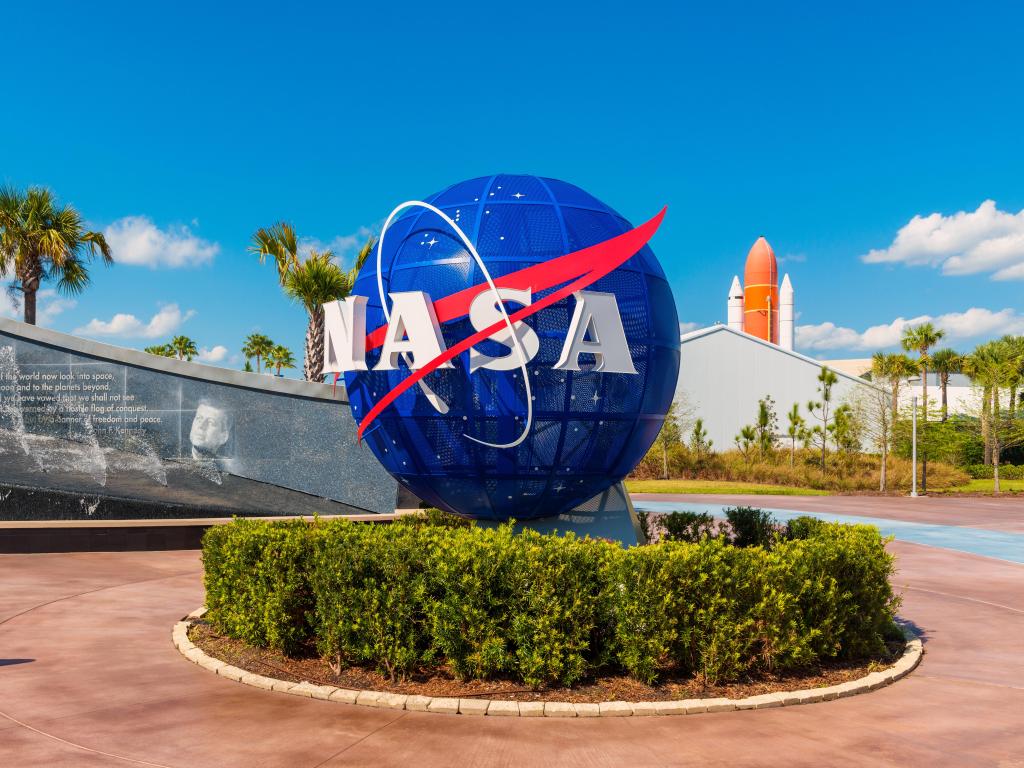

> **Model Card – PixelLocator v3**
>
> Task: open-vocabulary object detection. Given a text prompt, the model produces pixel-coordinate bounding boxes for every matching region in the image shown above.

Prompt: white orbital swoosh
[376,200,534,449]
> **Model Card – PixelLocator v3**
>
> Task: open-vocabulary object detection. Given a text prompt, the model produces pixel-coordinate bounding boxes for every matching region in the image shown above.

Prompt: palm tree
[282,251,352,381]
[267,344,296,376]
[871,352,918,427]
[930,348,963,422]
[242,333,274,373]
[963,342,997,465]
[901,322,945,493]
[250,223,375,382]
[0,186,112,325]
[169,335,198,361]
[963,341,1022,493]
[999,335,1024,416]
[144,344,175,357]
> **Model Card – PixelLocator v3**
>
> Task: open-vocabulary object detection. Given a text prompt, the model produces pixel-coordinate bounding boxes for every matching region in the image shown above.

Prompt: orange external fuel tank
[743,236,779,343]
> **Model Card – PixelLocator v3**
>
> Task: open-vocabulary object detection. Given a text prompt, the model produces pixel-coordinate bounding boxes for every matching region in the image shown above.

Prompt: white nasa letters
[374,291,454,370]
[321,295,368,374]
[553,291,638,374]
[467,287,540,372]
[322,289,636,375]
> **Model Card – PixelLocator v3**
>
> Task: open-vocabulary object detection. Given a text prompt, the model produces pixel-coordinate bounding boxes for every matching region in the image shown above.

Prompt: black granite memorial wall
[0,318,397,520]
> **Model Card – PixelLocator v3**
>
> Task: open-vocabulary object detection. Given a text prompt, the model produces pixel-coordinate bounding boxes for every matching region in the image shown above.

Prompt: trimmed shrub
[202,517,899,688]
[308,520,429,680]
[421,525,523,680]
[779,524,900,659]
[202,518,312,655]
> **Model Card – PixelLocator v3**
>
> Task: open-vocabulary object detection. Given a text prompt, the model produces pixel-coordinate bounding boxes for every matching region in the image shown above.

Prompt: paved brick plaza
[1,496,1022,767]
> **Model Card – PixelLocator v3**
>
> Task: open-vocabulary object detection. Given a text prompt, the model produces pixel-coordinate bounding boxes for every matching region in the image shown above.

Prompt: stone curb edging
[173,608,923,718]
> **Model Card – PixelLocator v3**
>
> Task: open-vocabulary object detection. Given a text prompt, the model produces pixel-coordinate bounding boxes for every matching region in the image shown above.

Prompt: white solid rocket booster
[727,275,744,332]
[779,273,794,350]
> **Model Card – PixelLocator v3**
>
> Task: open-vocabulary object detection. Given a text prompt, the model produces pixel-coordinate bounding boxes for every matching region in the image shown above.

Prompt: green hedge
[964,463,1024,480]
[202,518,899,687]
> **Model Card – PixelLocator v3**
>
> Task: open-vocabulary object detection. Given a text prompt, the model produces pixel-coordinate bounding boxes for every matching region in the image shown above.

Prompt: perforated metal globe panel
[345,175,680,521]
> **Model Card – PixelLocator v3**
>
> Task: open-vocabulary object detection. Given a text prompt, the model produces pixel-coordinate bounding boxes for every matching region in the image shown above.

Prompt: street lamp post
[911,394,918,498]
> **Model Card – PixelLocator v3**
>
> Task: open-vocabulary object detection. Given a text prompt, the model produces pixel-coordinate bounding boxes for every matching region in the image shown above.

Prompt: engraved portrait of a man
[189,402,231,460]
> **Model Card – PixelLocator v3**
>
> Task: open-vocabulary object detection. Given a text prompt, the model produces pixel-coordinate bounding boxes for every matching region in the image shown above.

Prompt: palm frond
[52,257,90,295]
[249,222,299,284]
[283,250,351,313]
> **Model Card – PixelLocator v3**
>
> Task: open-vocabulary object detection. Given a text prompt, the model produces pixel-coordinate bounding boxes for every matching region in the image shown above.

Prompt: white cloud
[0,288,17,319]
[679,321,702,335]
[0,286,76,327]
[104,216,219,269]
[34,290,77,327]
[862,200,1024,280]
[74,304,195,339]
[299,225,375,266]
[796,307,1024,352]
[196,345,229,363]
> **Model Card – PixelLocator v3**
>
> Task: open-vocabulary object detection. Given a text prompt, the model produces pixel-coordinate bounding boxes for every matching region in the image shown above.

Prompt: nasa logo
[323,175,680,521]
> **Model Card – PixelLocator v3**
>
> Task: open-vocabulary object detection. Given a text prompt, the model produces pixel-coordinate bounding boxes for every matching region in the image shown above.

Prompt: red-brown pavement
[1,497,1022,767]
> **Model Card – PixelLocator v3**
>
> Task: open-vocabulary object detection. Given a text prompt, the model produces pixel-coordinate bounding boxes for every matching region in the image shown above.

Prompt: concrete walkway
[1,497,1022,766]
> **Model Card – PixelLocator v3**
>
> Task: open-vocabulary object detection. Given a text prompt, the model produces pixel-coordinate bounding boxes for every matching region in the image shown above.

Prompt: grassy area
[935,478,1024,494]
[625,479,830,496]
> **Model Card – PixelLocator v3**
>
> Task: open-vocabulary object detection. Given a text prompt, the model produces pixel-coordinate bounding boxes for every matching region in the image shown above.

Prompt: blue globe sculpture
[344,174,679,520]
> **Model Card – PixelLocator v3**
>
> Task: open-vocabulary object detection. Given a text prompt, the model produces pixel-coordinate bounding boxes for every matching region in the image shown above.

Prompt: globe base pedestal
[477,483,643,546]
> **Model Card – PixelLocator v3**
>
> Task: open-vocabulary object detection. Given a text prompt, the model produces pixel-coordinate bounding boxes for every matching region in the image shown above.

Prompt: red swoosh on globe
[355,207,666,441]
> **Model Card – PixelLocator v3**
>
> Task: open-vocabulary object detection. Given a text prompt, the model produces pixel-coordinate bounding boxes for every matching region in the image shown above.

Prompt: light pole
[911,394,918,497]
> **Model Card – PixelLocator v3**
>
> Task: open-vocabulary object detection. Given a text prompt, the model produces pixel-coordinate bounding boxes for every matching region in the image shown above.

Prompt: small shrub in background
[785,515,826,540]
[400,507,474,528]
[964,463,1024,480]
[631,444,969,492]
[723,506,780,548]
[661,510,718,543]
[636,510,655,542]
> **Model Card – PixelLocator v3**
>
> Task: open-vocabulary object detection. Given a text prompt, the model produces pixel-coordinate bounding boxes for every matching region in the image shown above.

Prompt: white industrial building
[818,359,980,417]
[675,325,881,450]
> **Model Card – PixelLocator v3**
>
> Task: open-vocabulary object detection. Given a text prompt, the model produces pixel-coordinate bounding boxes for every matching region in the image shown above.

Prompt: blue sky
[2,1,1023,370]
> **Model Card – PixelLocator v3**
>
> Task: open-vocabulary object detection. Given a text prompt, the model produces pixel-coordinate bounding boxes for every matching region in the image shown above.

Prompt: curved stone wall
[0,318,396,520]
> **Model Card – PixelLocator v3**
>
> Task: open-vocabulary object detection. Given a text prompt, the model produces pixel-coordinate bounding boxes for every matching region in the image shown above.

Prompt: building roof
[679,324,884,392]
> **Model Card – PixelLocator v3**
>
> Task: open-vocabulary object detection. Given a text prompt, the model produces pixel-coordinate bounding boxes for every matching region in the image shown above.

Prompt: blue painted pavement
[631,500,1024,565]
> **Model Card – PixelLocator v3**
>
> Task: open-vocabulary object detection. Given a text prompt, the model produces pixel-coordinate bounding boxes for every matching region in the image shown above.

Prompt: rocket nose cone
[744,237,777,284]
[745,236,775,264]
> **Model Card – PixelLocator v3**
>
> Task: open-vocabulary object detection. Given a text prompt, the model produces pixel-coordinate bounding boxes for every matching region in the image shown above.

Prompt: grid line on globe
[344,174,680,521]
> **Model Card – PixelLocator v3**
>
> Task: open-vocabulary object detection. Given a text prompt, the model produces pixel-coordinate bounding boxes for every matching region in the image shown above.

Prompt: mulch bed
[189,621,904,703]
